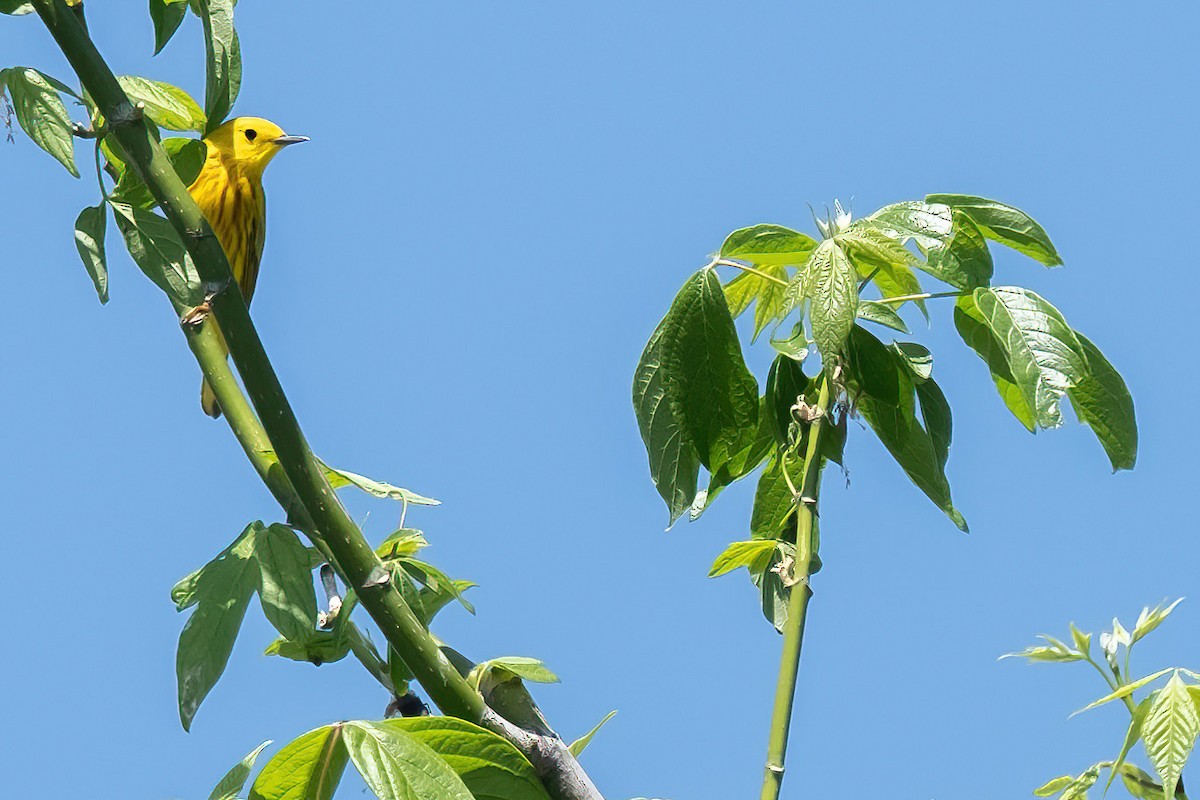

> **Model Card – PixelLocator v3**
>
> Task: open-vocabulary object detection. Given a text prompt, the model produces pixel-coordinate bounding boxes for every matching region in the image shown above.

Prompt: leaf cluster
[633,194,1137,631]
[1006,600,1199,800]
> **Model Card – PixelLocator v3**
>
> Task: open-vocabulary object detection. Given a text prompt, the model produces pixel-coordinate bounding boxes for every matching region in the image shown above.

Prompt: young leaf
[858,201,952,252]
[751,541,797,633]
[73,203,109,303]
[1132,599,1184,644]
[722,264,789,342]
[719,224,817,267]
[1033,775,1074,797]
[343,721,474,800]
[314,456,439,506]
[1001,635,1084,663]
[1141,672,1200,800]
[1071,668,1172,717]
[1106,697,1154,796]
[398,557,475,614]
[376,528,430,560]
[632,323,701,524]
[838,226,928,317]
[926,194,1063,266]
[116,76,206,131]
[149,0,188,55]
[857,300,909,333]
[2,66,79,176]
[970,286,1088,429]
[473,656,560,687]
[249,723,349,800]
[386,717,553,800]
[1119,763,1168,800]
[208,741,271,800]
[195,0,242,132]
[954,294,1036,431]
[807,239,858,358]
[1068,332,1138,471]
[109,201,204,305]
[1068,622,1092,657]
[255,524,319,644]
[176,522,260,730]
[709,539,779,578]
[569,710,618,758]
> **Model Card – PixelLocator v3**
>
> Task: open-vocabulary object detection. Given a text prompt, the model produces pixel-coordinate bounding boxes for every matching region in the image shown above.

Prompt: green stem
[712,258,791,287]
[34,0,491,714]
[1084,655,1137,714]
[760,373,831,800]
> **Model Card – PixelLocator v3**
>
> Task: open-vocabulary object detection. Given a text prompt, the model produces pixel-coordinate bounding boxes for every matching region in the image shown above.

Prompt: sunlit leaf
[1071,668,1172,716]
[807,239,858,358]
[927,193,1062,266]
[386,717,552,800]
[568,711,618,759]
[1141,672,1200,800]
[73,203,109,303]
[1132,599,1184,644]
[1106,697,1153,796]
[1,66,78,176]
[856,300,908,333]
[954,294,1036,431]
[209,741,271,800]
[343,721,474,800]
[250,723,349,800]
[110,137,207,208]
[194,0,242,132]
[719,224,817,267]
[149,0,188,55]
[255,524,319,644]
[922,209,993,289]
[709,539,779,578]
[970,286,1087,429]
[109,200,205,305]
[116,76,205,131]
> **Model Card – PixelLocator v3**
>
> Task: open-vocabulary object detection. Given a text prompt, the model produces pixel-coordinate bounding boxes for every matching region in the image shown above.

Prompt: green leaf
[1,66,78,176]
[892,342,933,383]
[172,567,203,610]
[859,201,952,252]
[472,656,560,688]
[632,322,700,523]
[194,0,242,131]
[722,264,789,342]
[150,0,189,55]
[709,539,779,578]
[1058,764,1101,800]
[1119,763,1167,800]
[916,377,952,472]
[256,524,319,644]
[386,717,552,800]
[117,75,205,131]
[853,329,966,531]
[1069,622,1092,657]
[1106,697,1154,796]
[856,300,908,333]
[765,355,811,446]
[110,136,207,208]
[1001,634,1085,663]
[109,200,204,305]
[719,224,817,267]
[176,522,260,730]
[750,453,802,539]
[209,741,272,800]
[752,542,796,633]
[376,529,430,560]
[769,320,810,362]
[922,209,993,290]
[1033,775,1074,797]
[0,1,34,15]
[954,294,1036,431]
[343,721,474,800]
[807,239,858,359]
[926,193,1062,266]
[569,710,618,759]
[73,203,109,303]
[838,226,927,317]
[1141,672,1200,799]
[845,324,902,404]
[1068,332,1138,471]
[971,287,1088,429]
[1132,599,1184,644]
[398,557,474,615]
[1072,668,1172,716]
[633,269,759,524]
[250,723,349,800]
[310,456,439,506]
[418,579,477,627]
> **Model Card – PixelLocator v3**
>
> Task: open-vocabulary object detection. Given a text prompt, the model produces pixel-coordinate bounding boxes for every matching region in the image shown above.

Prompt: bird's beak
[272,134,310,146]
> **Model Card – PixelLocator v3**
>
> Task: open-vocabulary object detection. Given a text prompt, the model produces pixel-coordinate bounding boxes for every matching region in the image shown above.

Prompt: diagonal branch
[31,2,600,797]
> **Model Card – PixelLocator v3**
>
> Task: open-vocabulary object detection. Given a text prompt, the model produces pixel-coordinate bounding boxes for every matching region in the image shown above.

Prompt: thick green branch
[760,373,831,800]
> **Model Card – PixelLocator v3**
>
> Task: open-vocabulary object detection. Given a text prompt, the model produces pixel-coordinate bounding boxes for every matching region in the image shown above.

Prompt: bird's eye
[244,129,258,141]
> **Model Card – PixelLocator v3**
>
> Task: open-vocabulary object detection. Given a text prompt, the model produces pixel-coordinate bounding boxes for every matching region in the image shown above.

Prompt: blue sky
[1,3,1197,798]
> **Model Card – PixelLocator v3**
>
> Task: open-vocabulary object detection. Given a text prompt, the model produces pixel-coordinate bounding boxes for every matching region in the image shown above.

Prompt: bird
[187,116,308,417]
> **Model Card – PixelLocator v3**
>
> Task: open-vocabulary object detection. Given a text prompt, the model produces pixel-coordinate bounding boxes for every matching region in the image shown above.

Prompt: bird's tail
[201,379,223,419]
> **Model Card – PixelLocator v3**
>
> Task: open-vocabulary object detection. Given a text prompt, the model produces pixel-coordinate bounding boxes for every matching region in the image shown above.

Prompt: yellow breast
[188,143,267,304]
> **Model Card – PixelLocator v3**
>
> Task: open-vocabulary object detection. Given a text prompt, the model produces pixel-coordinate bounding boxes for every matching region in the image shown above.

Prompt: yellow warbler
[188,116,307,417]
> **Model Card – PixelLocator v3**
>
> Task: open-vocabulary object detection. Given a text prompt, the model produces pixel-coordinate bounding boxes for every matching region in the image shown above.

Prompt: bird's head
[204,116,308,175]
